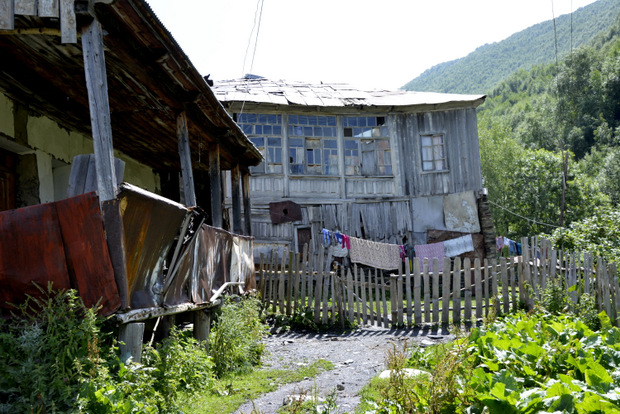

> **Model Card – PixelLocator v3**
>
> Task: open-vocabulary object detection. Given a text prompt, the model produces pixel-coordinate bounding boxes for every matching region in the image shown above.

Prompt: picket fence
[256,238,620,328]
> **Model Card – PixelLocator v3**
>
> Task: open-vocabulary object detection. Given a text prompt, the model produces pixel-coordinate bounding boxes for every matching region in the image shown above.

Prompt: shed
[0,0,260,359]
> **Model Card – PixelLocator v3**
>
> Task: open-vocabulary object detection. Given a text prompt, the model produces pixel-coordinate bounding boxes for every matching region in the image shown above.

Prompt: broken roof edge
[212,77,486,112]
[108,0,262,166]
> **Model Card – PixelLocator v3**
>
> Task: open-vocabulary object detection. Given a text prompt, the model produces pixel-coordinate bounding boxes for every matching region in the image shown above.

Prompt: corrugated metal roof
[212,76,485,108]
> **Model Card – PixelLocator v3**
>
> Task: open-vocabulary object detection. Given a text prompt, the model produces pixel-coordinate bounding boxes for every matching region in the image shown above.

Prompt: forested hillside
[402,0,620,94]
[477,12,620,262]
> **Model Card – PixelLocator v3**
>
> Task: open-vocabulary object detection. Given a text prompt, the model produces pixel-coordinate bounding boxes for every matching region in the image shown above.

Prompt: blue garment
[334,232,343,245]
[321,229,331,247]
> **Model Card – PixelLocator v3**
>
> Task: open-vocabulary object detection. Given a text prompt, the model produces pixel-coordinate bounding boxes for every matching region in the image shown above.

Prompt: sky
[146,0,599,90]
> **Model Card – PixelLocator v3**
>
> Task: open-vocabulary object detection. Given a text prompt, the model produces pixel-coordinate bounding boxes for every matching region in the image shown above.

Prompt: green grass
[179,359,335,414]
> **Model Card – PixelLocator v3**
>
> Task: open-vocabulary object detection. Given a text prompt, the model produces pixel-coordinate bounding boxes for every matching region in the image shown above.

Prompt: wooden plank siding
[394,109,483,198]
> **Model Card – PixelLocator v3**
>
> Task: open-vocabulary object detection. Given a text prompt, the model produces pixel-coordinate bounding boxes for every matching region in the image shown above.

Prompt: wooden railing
[256,238,620,327]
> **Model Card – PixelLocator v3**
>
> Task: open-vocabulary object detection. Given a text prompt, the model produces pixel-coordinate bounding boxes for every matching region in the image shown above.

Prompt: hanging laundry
[334,232,343,245]
[496,237,504,251]
[444,234,474,257]
[414,242,445,272]
[330,244,349,258]
[321,228,331,247]
[342,234,350,249]
[349,236,402,270]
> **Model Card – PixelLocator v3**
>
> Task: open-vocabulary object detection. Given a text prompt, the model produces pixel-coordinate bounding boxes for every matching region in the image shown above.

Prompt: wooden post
[464,258,472,323]
[242,170,252,236]
[474,258,482,320]
[193,309,211,351]
[501,257,509,314]
[0,0,15,30]
[177,112,197,207]
[209,144,223,228]
[423,258,430,323]
[413,258,421,325]
[432,258,439,324]
[231,165,242,233]
[442,258,451,325]
[360,267,368,325]
[82,19,116,202]
[119,323,145,363]
[453,257,461,324]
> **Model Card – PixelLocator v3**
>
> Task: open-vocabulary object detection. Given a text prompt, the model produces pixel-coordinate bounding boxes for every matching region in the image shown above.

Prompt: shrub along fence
[256,238,620,327]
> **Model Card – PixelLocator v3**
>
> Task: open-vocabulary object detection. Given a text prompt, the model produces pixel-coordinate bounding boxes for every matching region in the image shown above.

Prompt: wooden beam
[60,0,77,43]
[82,19,116,201]
[231,165,242,233]
[209,144,222,228]
[38,0,59,17]
[177,112,197,207]
[14,0,36,16]
[0,0,14,30]
[118,323,144,363]
[242,170,252,236]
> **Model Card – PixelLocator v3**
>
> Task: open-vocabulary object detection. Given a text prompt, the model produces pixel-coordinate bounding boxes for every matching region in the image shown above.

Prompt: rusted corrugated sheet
[231,236,255,291]
[163,224,254,306]
[269,200,302,224]
[117,184,188,310]
[0,193,119,316]
[0,202,70,315]
[56,193,120,314]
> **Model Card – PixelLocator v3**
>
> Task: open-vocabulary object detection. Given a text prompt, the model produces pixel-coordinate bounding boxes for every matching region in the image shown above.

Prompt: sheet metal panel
[0,193,119,316]
[231,235,255,291]
[118,184,188,309]
[56,193,120,315]
[166,224,254,305]
[0,202,70,315]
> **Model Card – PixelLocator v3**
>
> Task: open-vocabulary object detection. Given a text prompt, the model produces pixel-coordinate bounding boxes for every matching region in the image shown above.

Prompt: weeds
[210,295,269,377]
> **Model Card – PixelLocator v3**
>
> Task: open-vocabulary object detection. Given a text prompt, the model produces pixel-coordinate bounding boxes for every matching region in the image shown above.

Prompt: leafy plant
[210,296,269,378]
[0,283,104,413]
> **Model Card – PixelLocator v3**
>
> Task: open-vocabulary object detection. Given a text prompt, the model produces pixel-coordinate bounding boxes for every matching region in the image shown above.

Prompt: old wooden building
[214,76,494,259]
[0,0,261,357]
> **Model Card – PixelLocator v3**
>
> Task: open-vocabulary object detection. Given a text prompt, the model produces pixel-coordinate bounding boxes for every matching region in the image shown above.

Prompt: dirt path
[234,325,453,414]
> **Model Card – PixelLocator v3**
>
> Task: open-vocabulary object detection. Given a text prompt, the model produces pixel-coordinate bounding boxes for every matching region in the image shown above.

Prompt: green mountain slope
[402,0,620,94]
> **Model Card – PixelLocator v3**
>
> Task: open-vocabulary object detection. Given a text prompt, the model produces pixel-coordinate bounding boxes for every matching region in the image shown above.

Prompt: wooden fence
[256,238,620,327]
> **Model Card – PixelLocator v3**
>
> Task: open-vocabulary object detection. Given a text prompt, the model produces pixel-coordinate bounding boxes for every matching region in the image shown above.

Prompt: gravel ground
[234,324,454,414]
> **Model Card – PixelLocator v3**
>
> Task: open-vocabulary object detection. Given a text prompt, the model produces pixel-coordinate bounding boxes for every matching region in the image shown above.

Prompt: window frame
[420,132,448,173]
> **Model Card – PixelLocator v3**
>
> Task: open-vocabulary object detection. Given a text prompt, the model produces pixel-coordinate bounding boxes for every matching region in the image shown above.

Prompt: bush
[0,283,104,413]
[209,296,269,378]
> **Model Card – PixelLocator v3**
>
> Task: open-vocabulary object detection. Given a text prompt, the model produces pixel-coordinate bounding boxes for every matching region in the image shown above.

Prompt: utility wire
[239,0,265,117]
[488,199,565,230]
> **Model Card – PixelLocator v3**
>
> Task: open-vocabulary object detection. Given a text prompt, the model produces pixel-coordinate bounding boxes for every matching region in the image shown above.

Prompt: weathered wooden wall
[392,108,483,198]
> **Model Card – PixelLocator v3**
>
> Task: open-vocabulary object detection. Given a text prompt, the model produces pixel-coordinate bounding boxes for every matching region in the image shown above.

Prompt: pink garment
[342,234,350,249]
[414,242,445,272]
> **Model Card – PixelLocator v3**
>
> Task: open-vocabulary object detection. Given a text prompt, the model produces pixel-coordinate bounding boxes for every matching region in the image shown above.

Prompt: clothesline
[320,228,475,271]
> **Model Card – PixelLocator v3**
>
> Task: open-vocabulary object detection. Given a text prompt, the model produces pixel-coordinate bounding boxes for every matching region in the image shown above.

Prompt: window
[344,116,392,176]
[421,133,447,172]
[288,115,338,175]
[237,113,282,174]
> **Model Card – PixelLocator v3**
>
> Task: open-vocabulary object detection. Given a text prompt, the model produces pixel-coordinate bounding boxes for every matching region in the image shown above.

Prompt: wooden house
[214,76,495,259]
[0,0,261,358]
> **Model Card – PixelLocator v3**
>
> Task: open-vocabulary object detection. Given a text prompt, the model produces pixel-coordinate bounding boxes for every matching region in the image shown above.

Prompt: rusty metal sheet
[231,235,255,291]
[164,231,201,306]
[56,193,120,315]
[0,202,70,315]
[0,193,119,316]
[118,183,188,309]
[163,222,254,306]
[269,200,302,224]
[101,199,130,310]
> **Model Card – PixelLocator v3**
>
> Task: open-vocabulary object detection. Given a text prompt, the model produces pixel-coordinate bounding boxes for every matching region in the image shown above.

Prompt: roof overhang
[0,0,262,170]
